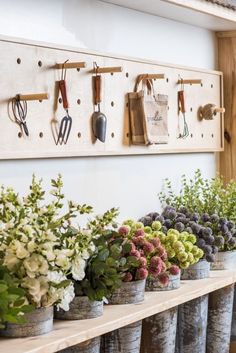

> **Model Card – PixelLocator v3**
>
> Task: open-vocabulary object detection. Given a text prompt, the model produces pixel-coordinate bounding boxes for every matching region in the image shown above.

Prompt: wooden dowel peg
[138,73,165,80]
[17,93,49,101]
[177,79,202,85]
[90,66,123,74]
[55,62,86,69]
[214,107,225,113]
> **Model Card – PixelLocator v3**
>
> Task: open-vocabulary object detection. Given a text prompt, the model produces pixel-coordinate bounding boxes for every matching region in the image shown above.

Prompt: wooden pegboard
[0,35,224,159]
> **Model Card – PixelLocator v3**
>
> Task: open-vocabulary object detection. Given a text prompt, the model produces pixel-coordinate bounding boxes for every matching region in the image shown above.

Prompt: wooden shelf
[101,0,236,31]
[1,270,236,353]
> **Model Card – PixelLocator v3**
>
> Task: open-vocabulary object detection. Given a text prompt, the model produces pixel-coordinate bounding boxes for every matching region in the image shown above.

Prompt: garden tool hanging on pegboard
[178,77,189,139]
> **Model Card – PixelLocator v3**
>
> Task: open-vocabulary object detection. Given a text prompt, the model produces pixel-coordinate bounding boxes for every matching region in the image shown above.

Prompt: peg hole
[166,78,169,83]
[59,98,62,104]
[201,133,204,138]
[110,72,114,76]
[17,58,21,64]
[211,84,214,88]
[39,132,43,138]
[201,83,203,87]
[111,132,115,138]
[126,72,129,78]
[77,99,81,105]
[126,102,129,108]
[39,100,42,103]
[126,132,129,138]
[18,132,22,138]
[190,133,193,138]
[77,68,80,72]
[190,107,193,112]
[168,106,170,110]
[211,133,214,138]
[111,101,115,107]
[38,60,42,67]
[78,132,82,138]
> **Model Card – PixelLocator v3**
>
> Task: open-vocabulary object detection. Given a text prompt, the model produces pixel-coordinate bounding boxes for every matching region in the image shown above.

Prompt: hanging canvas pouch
[128,77,168,145]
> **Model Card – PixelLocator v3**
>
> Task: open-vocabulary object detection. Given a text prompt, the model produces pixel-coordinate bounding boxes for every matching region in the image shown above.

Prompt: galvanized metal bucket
[207,284,234,353]
[101,320,142,353]
[55,296,103,320]
[146,273,180,291]
[141,306,178,353]
[0,306,53,338]
[58,337,100,353]
[210,251,236,270]
[181,260,210,280]
[177,295,208,353]
[109,279,146,305]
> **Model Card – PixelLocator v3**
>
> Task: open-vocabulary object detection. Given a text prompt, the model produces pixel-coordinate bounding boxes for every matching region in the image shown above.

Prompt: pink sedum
[136,267,148,280]
[123,272,133,282]
[130,249,141,258]
[143,242,155,254]
[139,256,147,268]
[118,226,130,236]
[169,265,180,276]
[151,238,160,247]
[158,273,170,286]
[135,229,145,237]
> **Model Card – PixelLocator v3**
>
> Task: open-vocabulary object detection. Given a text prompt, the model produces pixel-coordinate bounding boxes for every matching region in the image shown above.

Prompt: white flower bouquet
[0,176,93,311]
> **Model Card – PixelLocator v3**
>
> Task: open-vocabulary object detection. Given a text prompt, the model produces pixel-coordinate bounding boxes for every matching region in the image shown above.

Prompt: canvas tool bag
[128,77,169,145]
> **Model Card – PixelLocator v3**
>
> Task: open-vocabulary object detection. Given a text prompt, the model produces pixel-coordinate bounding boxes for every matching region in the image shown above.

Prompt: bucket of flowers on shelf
[158,169,236,353]
[101,219,168,353]
[0,176,77,338]
[55,207,122,323]
[139,215,203,353]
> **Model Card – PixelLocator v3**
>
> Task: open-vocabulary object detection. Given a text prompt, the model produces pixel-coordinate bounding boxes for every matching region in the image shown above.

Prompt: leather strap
[93,75,102,105]
[59,79,69,109]
[178,90,185,113]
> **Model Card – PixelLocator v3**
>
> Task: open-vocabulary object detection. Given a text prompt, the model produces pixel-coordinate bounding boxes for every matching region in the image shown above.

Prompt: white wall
[0,0,217,220]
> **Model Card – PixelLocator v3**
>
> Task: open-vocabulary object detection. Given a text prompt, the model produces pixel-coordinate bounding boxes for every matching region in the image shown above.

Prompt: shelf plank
[0,270,236,353]
[101,0,236,31]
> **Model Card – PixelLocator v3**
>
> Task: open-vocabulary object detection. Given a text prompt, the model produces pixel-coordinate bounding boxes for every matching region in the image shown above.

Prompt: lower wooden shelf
[1,270,236,353]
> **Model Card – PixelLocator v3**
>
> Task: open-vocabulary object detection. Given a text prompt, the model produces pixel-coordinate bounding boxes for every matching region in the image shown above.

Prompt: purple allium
[211,245,218,254]
[221,224,229,234]
[202,213,210,222]
[155,215,164,223]
[228,237,236,247]
[191,223,201,234]
[123,272,133,282]
[185,227,193,234]
[196,238,206,248]
[118,226,130,236]
[147,212,159,220]
[179,206,188,215]
[205,234,215,245]
[202,244,212,255]
[215,236,224,247]
[175,222,185,232]
[191,213,200,222]
[227,221,235,230]
[164,219,172,228]
[202,227,213,237]
[224,232,232,241]
[206,253,215,263]
[210,214,219,223]
[136,267,148,280]
[162,226,168,233]
[139,216,152,226]
[219,217,227,225]
[169,265,180,275]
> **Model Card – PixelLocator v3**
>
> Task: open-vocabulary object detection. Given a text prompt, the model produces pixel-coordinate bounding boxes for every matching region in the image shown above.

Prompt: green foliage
[74,232,122,301]
[159,169,236,221]
[0,266,33,329]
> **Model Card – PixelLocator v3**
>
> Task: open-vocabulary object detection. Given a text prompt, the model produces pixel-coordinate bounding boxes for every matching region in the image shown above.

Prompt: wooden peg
[214,107,225,114]
[177,79,202,85]
[55,62,86,69]
[90,66,123,74]
[138,74,165,80]
[17,93,49,101]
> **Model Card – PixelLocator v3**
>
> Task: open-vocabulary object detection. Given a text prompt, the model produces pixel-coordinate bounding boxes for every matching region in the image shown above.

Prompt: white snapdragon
[4,249,20,270]
[71,255,86,281]
[23,276,49,307]
[23,254,49,278]
[47,270,66,284]
[13,240,29,259]
[57,283,75,311]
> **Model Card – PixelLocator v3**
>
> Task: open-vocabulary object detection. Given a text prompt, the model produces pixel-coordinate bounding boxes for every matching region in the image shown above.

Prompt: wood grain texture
[0,36,224,160]
[218,33,236,182]
[101,320,142,353]
[1,271,236,353]
[207,284,234,353]
[177,294,208,353]
[141,307,177,353]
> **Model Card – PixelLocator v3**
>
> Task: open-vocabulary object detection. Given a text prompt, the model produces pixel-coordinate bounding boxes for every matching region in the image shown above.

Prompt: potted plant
[0,265,33,331]
[0,176,88,337]
[55,207,122,322]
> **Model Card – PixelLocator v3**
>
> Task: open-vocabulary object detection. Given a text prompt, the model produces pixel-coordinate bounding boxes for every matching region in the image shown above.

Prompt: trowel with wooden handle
[92,74,107,143]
